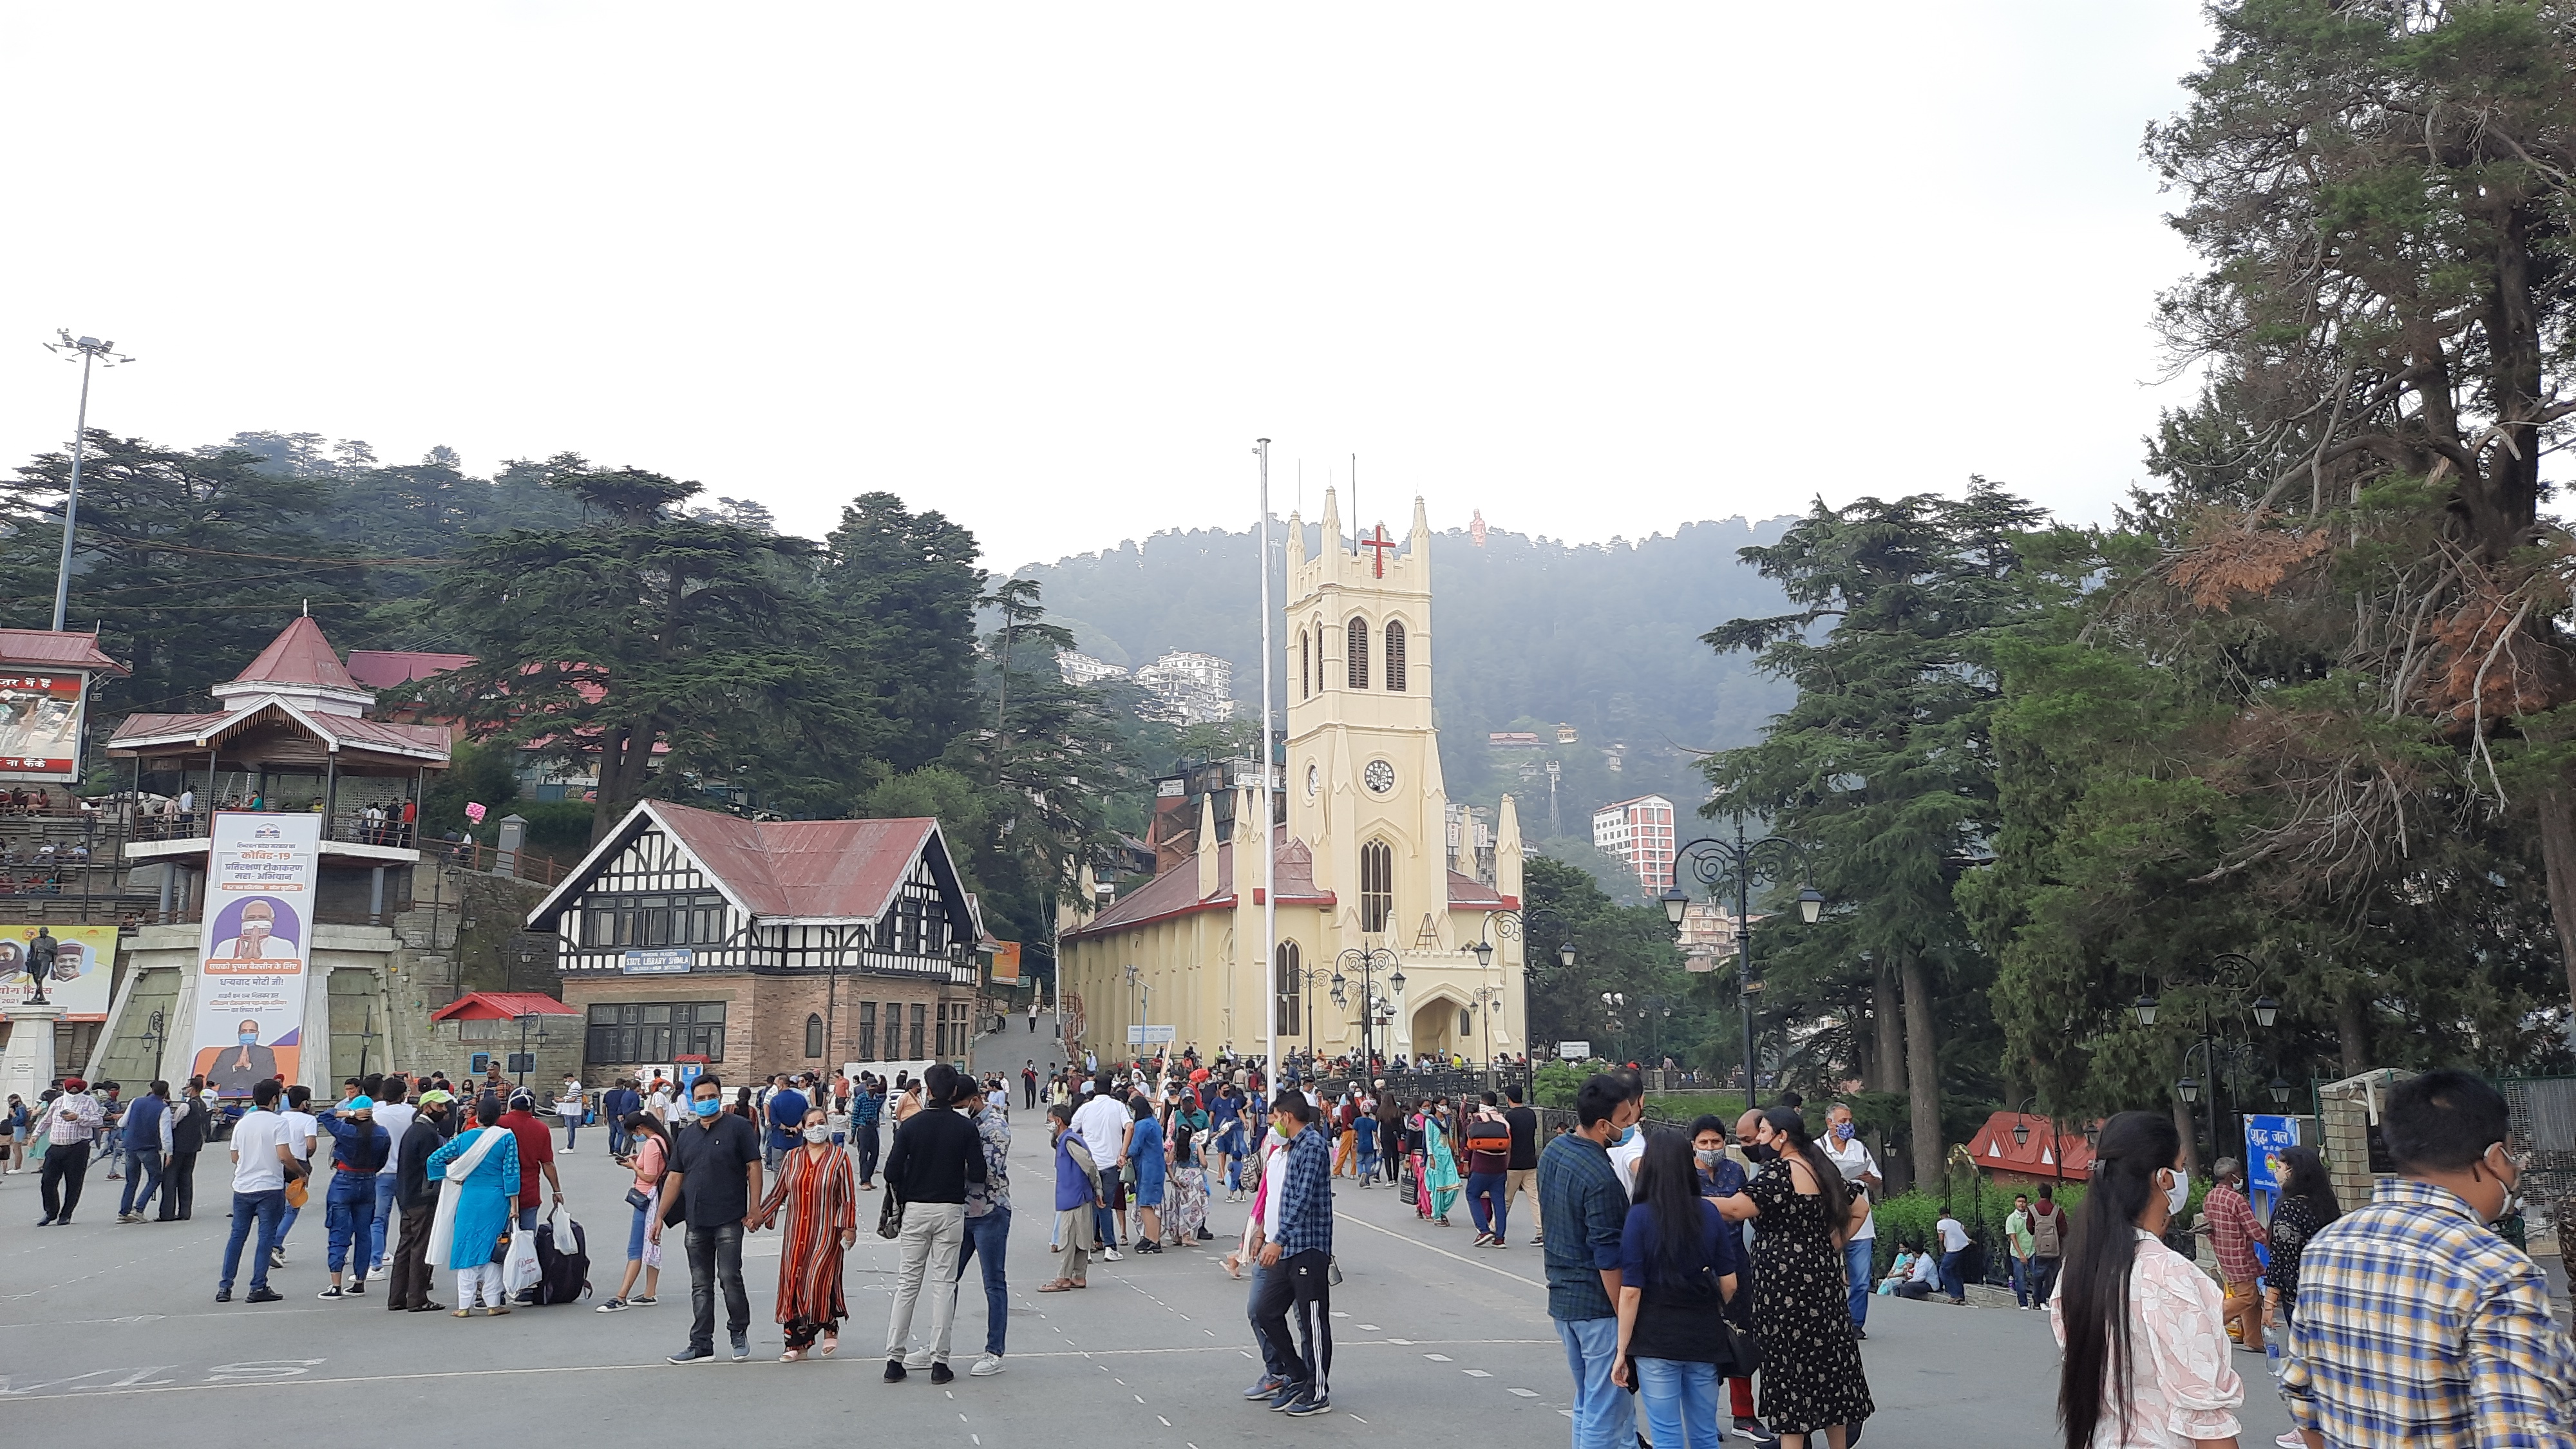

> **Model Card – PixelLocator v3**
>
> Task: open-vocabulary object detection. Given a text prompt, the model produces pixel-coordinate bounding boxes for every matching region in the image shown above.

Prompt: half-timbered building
[526,800,986,1083]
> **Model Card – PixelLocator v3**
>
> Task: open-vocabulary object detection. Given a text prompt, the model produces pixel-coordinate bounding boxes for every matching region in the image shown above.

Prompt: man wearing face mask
[655,1074,764,1364]
[2280,1068,2574,1448]
[1814,1102,1882,1336]
[2195,1157,2268,1353]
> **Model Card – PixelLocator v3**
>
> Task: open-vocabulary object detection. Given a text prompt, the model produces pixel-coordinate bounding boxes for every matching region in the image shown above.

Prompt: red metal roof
[647,802,945,920]
[1963,1112,2096,1182]
[0,629,128,676]
[107,705,450,759]
[431,991,580,1021]
[232,616,361,690]
[1065,837,1335,940]
[346,649,476,689]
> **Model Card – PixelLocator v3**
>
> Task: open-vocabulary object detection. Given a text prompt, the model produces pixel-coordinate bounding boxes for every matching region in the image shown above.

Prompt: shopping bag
[504,1218,542,1294]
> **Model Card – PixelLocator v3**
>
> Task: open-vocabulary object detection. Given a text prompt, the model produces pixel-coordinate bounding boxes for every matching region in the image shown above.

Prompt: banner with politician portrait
[0,923,118,1018]
[188,811,321,1097]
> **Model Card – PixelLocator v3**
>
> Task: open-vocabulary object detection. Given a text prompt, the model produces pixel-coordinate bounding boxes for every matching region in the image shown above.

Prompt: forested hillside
[1015,515,1801,846]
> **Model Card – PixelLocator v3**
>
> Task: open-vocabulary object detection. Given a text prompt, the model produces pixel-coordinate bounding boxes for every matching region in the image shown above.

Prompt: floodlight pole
[43,332,131,633]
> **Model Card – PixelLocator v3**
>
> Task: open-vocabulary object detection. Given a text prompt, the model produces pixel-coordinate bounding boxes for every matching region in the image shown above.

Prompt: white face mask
[2163,1168,2190,1217]
[802,1125,832,1144]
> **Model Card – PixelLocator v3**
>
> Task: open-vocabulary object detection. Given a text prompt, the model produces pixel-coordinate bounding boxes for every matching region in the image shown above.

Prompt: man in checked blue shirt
[1539,1074,1643,1449]
[2282,1068,2574,1448]
[1249,1090,1336,1417]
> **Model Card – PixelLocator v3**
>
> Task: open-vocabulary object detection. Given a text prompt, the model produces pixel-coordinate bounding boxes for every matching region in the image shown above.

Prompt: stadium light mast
[41,330,137,632]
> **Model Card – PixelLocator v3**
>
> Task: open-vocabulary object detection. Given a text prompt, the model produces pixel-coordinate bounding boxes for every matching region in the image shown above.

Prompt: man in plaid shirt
[2197,1158,2268,1353]
[2282,1069,2574,1448]
[1250,1090,1335,1417]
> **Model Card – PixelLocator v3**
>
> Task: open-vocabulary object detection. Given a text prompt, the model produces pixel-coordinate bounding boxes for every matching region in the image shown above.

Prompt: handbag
[625,1186,655,1213]
[876,1187,904,1241]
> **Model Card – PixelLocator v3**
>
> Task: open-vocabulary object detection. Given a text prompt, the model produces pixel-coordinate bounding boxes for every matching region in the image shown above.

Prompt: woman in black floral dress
[1716,1106,1873,1448]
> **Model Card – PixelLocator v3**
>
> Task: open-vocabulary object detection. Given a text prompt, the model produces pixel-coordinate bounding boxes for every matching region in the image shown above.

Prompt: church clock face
[1363,759,1397,796]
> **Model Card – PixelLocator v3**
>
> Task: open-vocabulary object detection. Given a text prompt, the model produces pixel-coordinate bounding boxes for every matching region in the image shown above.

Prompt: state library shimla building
[526,800,989,1079]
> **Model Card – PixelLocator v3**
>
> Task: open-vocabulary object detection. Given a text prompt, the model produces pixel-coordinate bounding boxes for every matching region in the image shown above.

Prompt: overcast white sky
[3,3,2212,573]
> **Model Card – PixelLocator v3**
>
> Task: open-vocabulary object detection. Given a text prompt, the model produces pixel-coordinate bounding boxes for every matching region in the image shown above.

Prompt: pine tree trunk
[1899,950,1942,1193]
[2535,787,2576,1033]
[2336,991,2368,1079]
[2172,1095,2202,1179]
[1874,958,1911,1194]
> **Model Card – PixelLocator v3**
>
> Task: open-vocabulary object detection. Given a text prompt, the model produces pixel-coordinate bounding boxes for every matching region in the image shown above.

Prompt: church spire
[1409,496,1431,569]
[1318,486,1343,587]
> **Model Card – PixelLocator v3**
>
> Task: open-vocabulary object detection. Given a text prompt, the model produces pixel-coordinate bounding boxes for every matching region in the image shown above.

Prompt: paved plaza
[0,1121,2302,1448]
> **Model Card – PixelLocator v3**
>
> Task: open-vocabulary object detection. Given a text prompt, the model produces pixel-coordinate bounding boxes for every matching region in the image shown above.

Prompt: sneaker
[246,1287,284,1304]
[1283,1391,1332,1417]
[214,1287,232,1303]
[269,1247,287,1269]
[629,1295,658,1306]
[1102,1247,1122,1262]
[730,1332,750,1361]
[316,1286,343,1300]
[1270,1380,1310,1410]
[2273,1434,2306,1449]
[1244,1374,1287,1401]
[668,1345,715,1364]
[884,1359,908,1383]
[597,1298,631,1313]
[1472,1231,1495,1247]
[929,1361,954,1385]
[348,1280,366,1296]
[970,1353,1005,1377]
[1731,1418,1777,1445]
[904,1348,937,1369]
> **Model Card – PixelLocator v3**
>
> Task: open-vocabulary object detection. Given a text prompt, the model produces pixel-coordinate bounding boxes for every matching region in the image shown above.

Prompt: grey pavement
[0,1121,2298,1448]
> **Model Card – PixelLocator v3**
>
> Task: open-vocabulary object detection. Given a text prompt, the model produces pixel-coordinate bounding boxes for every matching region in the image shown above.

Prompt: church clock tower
[1283,489,1451,950]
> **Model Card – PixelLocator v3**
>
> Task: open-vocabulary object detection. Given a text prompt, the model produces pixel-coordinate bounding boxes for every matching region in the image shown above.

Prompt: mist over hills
[1014,515,1801,857]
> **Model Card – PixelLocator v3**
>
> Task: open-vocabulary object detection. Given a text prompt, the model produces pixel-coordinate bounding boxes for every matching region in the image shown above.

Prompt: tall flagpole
[1257,439,1278,1082]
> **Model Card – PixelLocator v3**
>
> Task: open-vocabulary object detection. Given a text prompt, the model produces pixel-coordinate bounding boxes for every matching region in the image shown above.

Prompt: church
[1057,491,1529,1068]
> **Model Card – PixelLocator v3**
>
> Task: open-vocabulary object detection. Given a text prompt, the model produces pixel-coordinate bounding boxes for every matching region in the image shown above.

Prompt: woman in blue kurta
[1125,1095,1166,1251]
[424,1097,521,1316]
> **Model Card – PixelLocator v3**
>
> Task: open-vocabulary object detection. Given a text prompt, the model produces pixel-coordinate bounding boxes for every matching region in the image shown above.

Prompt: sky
[2,3,2215,573]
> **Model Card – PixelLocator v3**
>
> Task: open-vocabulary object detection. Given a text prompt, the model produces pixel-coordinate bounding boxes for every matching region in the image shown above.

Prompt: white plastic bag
[504,1222,542,1294]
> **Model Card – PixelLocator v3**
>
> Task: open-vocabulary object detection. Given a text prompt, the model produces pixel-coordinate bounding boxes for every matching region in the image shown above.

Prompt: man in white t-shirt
[219,1082,297,1302]
[274,1085,319,1269]
[1815,1101,1884,1334]
[1070,1073,1131,1262]
[368,1080,419,1275]
[1935,1206,1971,1303]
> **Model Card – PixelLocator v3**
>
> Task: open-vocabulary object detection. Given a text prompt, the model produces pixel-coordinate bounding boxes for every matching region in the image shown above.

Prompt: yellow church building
[1057,490,1530,1067]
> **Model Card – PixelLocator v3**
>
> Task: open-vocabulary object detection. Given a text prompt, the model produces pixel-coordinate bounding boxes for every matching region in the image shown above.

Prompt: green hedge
[1866,1172,2212,1279]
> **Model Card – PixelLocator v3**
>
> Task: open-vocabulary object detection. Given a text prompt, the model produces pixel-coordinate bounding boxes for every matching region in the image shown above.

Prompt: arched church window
[1275,940,1302,1037]
[1385,620,1408,692]
[1347,618,1370,690]
[1298,630,1309,700]
[1360,839,1394,933]
[804,1012,824,1058]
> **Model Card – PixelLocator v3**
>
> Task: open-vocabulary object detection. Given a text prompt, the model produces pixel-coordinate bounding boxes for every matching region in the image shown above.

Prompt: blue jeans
[2008,1253,2031,1308]
[325,1184,377,1274]
[118,1149,164,1216]
[370,1174,398,1265]
[609,1119,631,1157]
[563,1117,579,1148]
[1247,1264,1291,1379]
[1555,1315,1625,1449]
[627,1200,652,1262]
[1938,1249,1965,1301]
[952,1206,1010,1356]
[1845,1236,1875,1325]
[1635,1356,1720,1449]
[1466,1171,1508,1238]
[221,1188,286,1293]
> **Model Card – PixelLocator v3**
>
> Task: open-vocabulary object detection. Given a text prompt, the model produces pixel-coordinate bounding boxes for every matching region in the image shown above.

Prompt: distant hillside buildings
[1056,647,1238,725]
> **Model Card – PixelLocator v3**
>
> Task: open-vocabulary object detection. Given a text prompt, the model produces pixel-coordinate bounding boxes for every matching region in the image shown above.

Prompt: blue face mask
[1618,1124,1639,1146]
[238,1031,259,1046]
[692,1096,722,1118]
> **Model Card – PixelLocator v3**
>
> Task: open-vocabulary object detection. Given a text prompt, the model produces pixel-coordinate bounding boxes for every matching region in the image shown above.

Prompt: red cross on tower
[1359,522,1398,578]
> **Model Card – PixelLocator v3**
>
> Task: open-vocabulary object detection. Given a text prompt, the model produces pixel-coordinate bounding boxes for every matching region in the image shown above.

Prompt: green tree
[0,431,366,717]
[1520,855,1686,1061]
[422,464,869,841]
[820,493,985,772]
[1700,482,2067,1190]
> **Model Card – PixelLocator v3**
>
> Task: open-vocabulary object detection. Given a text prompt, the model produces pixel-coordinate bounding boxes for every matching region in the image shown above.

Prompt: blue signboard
[678,1061,704,1088]
[2244,1113,2299,1195]
[622,947,694,975]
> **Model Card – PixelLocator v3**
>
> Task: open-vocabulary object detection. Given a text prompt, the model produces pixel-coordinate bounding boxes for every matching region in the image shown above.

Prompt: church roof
[1064,838,1333,940]
[1445,870,1507,907]
[231,616,362,691]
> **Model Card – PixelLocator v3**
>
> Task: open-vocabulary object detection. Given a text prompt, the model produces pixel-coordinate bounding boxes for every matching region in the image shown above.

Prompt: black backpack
[533,1211,592,1305]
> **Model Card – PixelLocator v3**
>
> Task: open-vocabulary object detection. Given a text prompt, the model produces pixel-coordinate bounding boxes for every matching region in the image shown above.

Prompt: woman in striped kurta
[752,1107,858,1360]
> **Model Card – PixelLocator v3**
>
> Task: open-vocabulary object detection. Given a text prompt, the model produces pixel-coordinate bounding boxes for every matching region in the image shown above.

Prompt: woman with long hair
[750,1105,859,1360]
[1423,1100,1463,1226]
[2052,1110,2244,1449]
[1713,1106,1872,1448]
[2256,1146,2338,1449]
[1615,1131,1745,1449]
[598,1110,670,1312]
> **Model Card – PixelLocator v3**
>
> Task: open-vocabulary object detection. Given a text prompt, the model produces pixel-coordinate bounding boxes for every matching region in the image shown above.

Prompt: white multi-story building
[1446,801,1495,885]
[1056,650,1131,687]
[1132,650,1236,725]
[1592,793,1676,894]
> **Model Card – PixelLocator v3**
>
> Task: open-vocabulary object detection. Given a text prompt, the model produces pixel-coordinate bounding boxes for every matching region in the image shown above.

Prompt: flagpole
[1257,439,1278,1086]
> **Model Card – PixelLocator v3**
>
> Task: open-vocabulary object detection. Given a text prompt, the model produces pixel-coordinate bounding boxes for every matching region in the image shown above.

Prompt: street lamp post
[2130,952,2279,1170]
[1470,907,1575,1092]
[2009,1093,2070,1189]
[1657,818,1823,1110]
[1331,947,1402,1084]
[40,331,136,632]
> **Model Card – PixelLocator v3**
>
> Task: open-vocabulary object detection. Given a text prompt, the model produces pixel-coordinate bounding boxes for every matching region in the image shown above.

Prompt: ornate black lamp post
[2131,951,2280,1168]
[1330,947,1403,1082]
[1656,818,1822,1110]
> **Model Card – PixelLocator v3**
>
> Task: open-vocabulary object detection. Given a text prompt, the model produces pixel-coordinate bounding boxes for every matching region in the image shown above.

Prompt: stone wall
[556,969,971,1088]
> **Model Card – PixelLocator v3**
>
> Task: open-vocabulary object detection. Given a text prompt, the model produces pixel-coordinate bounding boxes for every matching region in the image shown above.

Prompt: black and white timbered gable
[526,800,981,987]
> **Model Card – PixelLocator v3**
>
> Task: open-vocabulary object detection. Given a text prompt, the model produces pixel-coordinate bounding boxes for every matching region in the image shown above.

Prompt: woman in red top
[752,1106,858,1360]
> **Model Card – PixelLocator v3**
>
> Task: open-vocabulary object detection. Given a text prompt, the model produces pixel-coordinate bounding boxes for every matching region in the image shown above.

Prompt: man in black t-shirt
[1501,1085,1542,1245]
[654,1073,762,1363]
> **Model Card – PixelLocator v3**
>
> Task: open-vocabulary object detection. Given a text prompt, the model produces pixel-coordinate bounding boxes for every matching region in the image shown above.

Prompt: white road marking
[1510,1387,1539,1397]
[1424,1352,1453,1361]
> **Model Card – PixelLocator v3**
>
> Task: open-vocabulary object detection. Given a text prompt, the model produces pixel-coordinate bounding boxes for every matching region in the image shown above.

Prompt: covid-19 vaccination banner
[188,812,321,1097]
